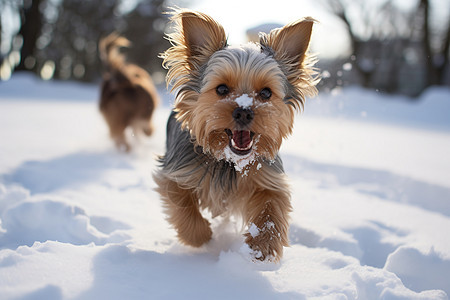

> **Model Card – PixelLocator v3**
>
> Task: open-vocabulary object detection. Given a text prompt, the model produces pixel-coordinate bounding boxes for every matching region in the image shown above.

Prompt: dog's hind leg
[141,120,154,136]
[154,175,212,247]
[101,104,131,151]
[113,135,130,152]
[109,123,130,152]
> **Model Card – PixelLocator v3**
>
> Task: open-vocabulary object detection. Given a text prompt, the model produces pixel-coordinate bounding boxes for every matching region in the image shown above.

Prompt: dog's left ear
[260,18,318,110]
[261,17,315,67]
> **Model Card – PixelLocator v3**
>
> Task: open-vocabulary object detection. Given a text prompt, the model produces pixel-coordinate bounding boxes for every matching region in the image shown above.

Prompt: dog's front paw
[244,222,283,262]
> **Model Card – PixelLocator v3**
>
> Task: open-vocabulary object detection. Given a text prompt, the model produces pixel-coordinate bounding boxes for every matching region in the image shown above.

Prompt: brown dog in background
[99,33,159,151]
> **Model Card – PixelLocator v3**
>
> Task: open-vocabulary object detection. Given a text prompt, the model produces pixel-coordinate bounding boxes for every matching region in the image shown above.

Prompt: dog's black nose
[232,107,254,126]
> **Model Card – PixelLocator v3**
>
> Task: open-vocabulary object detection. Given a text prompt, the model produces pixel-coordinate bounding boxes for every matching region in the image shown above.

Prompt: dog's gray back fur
[158,111,285,192]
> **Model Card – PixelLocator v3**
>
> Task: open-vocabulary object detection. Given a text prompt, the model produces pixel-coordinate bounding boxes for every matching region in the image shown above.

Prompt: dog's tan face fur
[189,45,293,164]
[164,11,317,165]
[155,9,318,261]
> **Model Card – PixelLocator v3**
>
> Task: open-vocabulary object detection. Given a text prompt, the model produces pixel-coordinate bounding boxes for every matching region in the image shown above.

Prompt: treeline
[320,0,450,97]
[0,0,170,83]
[1,0,449,97]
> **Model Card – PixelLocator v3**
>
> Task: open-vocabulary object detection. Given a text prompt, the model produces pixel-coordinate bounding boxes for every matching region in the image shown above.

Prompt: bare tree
[40,0,121,81]
[325,0,449,95]
[439,23,450,84]
[122,0,170,77]
[16,0,44,72]
[5,0,169,82]
[325,0,411,89]
[415,0,450,86]
[0,2,2,62]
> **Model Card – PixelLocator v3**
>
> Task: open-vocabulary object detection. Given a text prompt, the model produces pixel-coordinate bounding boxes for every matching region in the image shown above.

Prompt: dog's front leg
[244,187,291,262]
[155,175,212,247]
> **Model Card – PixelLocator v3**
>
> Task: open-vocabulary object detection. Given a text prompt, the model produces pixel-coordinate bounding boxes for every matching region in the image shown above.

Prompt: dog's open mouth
[225,129,255,155]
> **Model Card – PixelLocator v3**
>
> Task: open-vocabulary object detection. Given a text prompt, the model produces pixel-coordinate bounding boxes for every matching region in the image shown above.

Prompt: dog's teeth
[245,140,253,150]
[231,138,253,151]
[231,138,239,149]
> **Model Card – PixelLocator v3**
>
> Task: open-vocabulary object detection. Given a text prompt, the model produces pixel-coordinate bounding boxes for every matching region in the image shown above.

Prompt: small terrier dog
[99,33,159,151]
[154,9,318,261]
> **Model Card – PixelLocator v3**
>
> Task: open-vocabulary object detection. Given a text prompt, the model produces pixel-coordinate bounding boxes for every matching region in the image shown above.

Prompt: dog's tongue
[232,130,252,149]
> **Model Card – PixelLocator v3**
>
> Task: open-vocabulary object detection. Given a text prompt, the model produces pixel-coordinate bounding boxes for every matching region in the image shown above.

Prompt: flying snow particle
[321,70,331,78]
[343,63,352,71]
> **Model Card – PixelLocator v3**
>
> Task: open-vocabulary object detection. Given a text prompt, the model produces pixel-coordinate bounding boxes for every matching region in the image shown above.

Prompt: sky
[186,0,351,58]
[184,0,450,59]
[1,0,449,60]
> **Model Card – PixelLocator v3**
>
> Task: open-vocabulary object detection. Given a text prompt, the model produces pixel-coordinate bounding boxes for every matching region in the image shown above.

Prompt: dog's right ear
[163,9,227,73]
[180,11,227,59]
[161,9,227,129]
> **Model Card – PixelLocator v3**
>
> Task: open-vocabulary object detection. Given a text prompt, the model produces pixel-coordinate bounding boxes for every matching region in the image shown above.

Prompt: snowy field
[1,73,450,299]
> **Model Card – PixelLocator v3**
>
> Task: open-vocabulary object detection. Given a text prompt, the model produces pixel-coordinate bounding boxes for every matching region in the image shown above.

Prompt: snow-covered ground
[0,73,449,299]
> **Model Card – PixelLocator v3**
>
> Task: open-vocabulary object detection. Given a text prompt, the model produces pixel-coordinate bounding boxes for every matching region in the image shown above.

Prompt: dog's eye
[216,84,229,96]
[260,88,272,100]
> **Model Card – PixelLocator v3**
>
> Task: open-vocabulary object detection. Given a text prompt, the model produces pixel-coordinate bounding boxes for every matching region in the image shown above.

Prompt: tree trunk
[420,0,437,86]
[436,22,450,85]
[16,0,43,72]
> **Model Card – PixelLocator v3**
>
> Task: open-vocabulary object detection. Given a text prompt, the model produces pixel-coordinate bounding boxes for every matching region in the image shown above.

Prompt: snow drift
[0,73,449,299]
